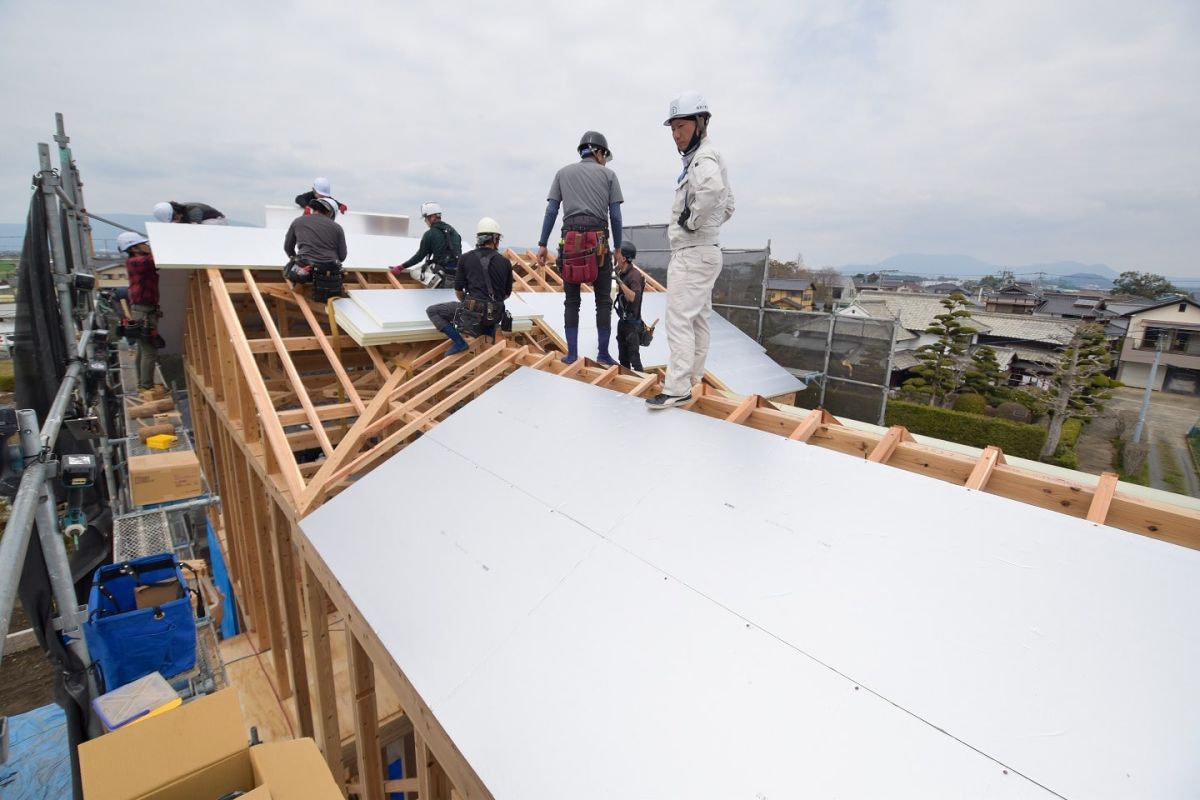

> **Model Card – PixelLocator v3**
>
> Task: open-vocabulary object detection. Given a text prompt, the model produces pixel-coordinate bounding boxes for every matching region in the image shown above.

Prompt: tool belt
[284,258,313,285]
[454,297,506,337]
[310,261,344,302]
[559,216,608,285]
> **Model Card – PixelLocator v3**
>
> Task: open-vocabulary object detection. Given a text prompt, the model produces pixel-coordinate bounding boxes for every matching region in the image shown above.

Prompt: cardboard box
[79,689,342,800]
[134,582,181,610]
[128,450,202,506]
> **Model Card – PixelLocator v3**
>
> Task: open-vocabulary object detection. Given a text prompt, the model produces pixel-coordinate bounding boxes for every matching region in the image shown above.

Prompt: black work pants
[562,253,613,330]
[616,318,643,371]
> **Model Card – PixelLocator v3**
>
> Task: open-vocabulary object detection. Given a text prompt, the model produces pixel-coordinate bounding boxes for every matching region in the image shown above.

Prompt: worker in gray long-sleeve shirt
[284,196,348,301]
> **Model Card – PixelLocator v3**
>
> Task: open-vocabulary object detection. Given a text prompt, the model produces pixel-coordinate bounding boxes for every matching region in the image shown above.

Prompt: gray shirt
[284,214,348,265]
[547,159,624,220]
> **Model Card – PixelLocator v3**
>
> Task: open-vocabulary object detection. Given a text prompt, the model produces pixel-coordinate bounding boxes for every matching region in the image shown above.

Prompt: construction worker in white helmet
[117,231,164,392]
[152,201,226,224]
[425,217,513,356]
[283,196,348,301]
[295,177,347,215]
[646,91,735,410]
[390,202,463,288]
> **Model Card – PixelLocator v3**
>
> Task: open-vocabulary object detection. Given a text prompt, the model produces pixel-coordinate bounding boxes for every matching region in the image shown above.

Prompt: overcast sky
[2,1,1198,277]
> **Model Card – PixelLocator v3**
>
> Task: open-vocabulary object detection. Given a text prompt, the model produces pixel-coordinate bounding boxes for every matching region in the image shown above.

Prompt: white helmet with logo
[315,196,338,216]
[663,91,711,126]
[312,177,332,196]
[117,232,149,252]
[152,202,174,222]
[420,201,443,218]
[476,217,502,236]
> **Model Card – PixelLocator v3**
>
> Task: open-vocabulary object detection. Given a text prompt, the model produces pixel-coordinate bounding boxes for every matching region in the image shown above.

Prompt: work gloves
[677,207,691,230]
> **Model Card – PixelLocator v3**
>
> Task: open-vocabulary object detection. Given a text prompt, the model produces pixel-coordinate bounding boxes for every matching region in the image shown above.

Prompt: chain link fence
[623,224,898,423]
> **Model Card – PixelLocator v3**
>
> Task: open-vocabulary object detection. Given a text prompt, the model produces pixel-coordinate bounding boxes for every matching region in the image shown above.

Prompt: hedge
[885,399,1047,460]
[951,393,987,414]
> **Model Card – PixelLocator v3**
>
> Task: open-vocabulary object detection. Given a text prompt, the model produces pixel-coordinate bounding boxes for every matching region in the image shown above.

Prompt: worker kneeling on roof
[295,176,347,215]
[425,218,513,357]
[118,232,163,393]
[390,202,462,288]
[152,200,227,225]
[283,196,348,302]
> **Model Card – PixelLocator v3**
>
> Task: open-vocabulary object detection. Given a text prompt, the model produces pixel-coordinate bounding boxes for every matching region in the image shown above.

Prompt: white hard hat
[312,177,332,196]
[663,91,711,126]
[420,201,442,218]
[117,232,149,252]
[315,196,338,216]
[153,202,174,222]
[476,217,502,236]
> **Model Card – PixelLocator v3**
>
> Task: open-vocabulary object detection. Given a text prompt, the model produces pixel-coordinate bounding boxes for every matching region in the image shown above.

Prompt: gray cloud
[1,0,1197,276]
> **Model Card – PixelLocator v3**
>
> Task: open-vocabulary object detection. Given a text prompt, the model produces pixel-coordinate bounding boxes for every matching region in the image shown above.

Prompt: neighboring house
[857,291,1077,388]
[96,261,128,288]
[923,282,966,295]
[985,283,1042,315]
[1117,298,1200,395]
[766,278,814,311]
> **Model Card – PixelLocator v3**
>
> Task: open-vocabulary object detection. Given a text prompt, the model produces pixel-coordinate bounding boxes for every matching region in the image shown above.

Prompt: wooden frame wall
[182,266,1200,799]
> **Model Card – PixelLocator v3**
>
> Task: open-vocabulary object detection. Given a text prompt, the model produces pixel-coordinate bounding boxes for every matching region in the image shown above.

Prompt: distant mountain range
[838,253,1120,281]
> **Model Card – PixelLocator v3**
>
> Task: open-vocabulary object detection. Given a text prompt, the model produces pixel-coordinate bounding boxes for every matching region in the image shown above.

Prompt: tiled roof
[857,292,992,335]
[972,312,1077,345]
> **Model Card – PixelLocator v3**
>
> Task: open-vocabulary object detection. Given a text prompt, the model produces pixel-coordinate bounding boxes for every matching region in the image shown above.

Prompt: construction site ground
[1076,386,1200,496]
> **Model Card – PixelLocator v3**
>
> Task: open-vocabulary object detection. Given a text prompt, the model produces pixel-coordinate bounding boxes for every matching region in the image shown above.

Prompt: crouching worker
[284,196,347,302]
[614,240,646,371]
[425,217,513,356]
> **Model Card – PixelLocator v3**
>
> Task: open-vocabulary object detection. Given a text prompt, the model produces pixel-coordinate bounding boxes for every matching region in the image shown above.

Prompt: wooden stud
[272,503,314,736]
[788,408,834,443]
[304,561,345,789]
[347,630,385,800]
[965,446,1006,491]
[867,425,913,464]
[725,395,761,425]
[1086,472,1119,524]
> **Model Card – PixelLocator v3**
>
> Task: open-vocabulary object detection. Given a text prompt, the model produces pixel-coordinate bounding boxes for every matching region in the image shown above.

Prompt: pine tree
[1031,323,1114,459]
[902,293,978,407]
[963,345,1007,402]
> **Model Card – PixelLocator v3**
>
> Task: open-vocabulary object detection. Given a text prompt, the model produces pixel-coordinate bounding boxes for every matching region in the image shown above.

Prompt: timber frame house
[182,251,1200,799]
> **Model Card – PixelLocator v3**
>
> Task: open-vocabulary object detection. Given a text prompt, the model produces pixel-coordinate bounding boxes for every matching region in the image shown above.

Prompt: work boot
[562,327,579,364]
[596,328,616,366]
[444,324,469,356]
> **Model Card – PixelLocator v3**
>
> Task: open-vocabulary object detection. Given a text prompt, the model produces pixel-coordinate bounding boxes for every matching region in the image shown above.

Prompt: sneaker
[645,392,691,410]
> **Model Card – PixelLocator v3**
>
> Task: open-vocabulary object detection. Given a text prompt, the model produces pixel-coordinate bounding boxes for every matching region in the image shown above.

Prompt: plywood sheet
[146,222,418,272]
[512,292,804,397]
[408,368,1200,800]
[299,370,1200,798]
[264,205,411,237]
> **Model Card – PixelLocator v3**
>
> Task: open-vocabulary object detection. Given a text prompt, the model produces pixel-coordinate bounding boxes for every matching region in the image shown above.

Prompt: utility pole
[1133,334,1168,444]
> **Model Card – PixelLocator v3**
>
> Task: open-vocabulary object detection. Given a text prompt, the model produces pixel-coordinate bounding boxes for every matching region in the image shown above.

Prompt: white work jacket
[668,136,735,251]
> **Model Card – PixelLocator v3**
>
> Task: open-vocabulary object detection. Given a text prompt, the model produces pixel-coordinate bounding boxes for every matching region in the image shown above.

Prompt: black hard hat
[578,130,612,160]
[619,240,636,259]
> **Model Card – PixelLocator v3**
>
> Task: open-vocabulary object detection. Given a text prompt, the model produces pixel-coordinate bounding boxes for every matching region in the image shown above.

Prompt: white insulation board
[145,221,418,272]
[302,368,1200,799]
[513,291,805,397]
[263,204,411,237]
[332,289,540,346]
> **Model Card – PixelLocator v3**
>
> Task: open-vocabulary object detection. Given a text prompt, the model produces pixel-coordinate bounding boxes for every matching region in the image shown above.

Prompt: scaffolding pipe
[38,143,79,353]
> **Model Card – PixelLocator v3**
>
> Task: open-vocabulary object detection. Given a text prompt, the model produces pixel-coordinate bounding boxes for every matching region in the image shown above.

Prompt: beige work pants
[663,244,722,397]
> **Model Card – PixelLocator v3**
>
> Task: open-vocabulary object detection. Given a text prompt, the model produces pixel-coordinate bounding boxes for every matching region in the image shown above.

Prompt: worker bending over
[119,232,162,392]
[647,91,735,410]
[536,131,624,365]
[391,202,462,288]
[295,177,347,215]
[153,201,226,224]
[284,197,348,302]
[614,240,646,371]
[426,218,513,356]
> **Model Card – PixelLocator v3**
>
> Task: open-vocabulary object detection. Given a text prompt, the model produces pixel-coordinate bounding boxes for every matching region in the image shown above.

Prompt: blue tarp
[206,520,239,638]
[0,704,72,799]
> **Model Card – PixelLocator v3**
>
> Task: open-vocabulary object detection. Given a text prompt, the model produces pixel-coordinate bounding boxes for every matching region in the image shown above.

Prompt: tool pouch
[310,262,344,302]
[560,230,601,285]
[284,259,313,285]
[639,321,655,347]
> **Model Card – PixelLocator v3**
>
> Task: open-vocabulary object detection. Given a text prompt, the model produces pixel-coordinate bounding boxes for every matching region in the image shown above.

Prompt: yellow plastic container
[145,433,178,450]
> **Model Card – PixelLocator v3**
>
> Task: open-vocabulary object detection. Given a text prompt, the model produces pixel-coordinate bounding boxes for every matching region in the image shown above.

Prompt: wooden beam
[246,334,359,354]
[1087,472,1119,524]
[304,561,345,789]
[965,446,1006,491]
[589,365,620,387]
[788,408,834,443]
[208,269,306,500]
[289,287,366,414]
[725,394,761,425]
[244,270,333,458]
[273,504,313,737]
[347,630,385,800]
[867,425,912,464]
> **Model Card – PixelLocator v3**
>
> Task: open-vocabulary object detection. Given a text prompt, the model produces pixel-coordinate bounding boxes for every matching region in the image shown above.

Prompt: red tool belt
[560,230,606,284]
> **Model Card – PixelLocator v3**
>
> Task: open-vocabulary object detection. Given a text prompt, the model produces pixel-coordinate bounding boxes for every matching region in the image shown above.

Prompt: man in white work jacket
[647,91,735,410]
